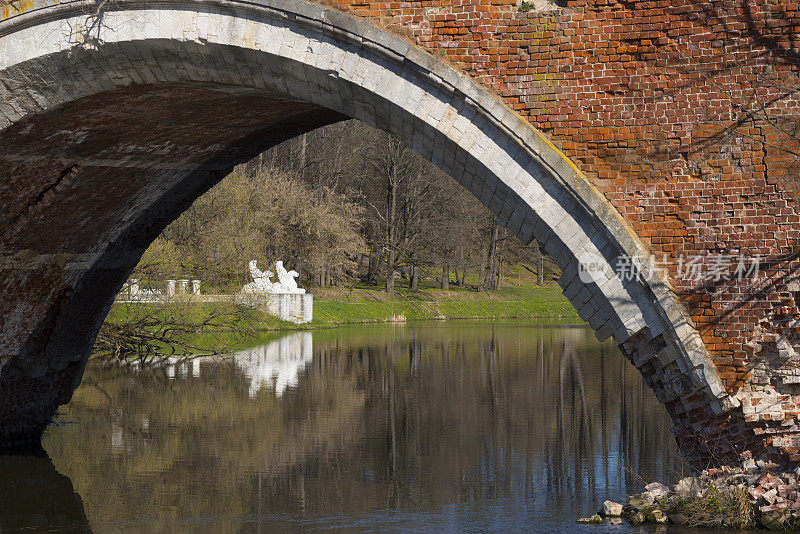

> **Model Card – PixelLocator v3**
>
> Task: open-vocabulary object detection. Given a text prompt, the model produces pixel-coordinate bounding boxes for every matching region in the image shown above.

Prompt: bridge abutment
[0,362,83,448]
[0,260,114,448]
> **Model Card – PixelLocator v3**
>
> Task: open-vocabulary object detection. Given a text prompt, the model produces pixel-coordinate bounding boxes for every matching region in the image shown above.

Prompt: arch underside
[0,0,757,467]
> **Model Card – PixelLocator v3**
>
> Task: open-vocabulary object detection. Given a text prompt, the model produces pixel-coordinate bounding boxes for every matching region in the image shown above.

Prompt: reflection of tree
[44,324,689,528]
[332,324,688,511]
[45,346,366,532]
[559,335,593,499]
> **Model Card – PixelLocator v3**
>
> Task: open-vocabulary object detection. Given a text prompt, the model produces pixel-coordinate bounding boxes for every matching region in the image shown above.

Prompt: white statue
[240,260,275,294]
[275,260,305,294]
[240,259,305,294]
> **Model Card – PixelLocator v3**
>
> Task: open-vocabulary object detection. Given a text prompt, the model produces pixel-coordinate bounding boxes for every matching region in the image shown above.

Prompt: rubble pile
[578,459,800,530]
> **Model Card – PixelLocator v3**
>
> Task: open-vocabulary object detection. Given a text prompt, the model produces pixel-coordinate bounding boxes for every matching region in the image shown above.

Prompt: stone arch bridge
[0,0,799,469]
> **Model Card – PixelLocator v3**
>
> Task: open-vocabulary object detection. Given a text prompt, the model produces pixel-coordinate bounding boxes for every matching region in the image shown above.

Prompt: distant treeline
[134,120,554,293]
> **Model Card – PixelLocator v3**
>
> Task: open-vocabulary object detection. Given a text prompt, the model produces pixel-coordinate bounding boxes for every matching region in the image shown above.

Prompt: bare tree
[94,297,257,364]
[362,135,421,293]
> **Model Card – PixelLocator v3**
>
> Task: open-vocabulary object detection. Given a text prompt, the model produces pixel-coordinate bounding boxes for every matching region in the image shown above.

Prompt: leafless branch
[93,298,257,365]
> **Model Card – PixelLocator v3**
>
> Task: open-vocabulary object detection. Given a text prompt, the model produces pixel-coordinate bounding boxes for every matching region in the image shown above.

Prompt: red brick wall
[326,0,800,393]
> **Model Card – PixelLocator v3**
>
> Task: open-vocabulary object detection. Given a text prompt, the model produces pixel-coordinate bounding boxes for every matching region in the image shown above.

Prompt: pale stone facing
[0,2,714,372]
[239,292,313,324]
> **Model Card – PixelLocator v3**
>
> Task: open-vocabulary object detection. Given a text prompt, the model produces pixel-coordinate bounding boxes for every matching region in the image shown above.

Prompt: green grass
[309,284,577,326]
[101,282,581,356]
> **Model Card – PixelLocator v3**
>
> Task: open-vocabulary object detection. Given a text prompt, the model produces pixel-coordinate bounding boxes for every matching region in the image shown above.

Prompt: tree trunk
[385,158,398,294]
[494,255,502,290]
[486,222,500,290]
[441,265,449,290]
[478,246,487,292]
[537,248,544,285]
[457,249,467,287]
[410,265,419,291]
[386,251,396,294]
[386,274,395,294]
[367,249,379,286]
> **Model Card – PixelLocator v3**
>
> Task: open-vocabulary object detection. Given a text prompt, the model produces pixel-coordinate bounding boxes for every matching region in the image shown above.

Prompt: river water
[3,321,709,532]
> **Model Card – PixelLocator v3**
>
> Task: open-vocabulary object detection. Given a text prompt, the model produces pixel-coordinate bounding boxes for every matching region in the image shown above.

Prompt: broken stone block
[742,458,758,472]
[759,472,781,489]
[674,476,701,498]
[644,481,670,500]
[628,512,645,525]
[749,485,766,500]
[646,509,668,524]
[601,500,623,516]
[628,492,654,510]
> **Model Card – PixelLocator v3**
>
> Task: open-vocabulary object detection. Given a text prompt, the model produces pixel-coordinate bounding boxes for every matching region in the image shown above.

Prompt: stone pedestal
[266,293,313,323]
[239,293,313,323]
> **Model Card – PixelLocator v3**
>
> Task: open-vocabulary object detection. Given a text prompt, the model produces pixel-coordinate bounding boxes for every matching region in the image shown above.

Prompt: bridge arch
[0,0,748,466]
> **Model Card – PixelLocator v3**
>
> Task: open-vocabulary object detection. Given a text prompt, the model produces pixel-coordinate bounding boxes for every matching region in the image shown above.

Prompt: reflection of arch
[0,451,89,531]
[0,0,738,463]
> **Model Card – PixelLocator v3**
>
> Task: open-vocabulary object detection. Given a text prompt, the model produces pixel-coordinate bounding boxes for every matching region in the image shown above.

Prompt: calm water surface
[3,321,715,532]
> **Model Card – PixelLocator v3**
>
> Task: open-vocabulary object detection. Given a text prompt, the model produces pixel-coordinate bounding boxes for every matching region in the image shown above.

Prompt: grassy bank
[309,284,578,327]
[111,283,577,328]
[102,283,580,356]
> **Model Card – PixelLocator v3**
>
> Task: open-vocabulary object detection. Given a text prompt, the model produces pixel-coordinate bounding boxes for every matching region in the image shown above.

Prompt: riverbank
[586,459,800,530]
[109,283,578,332]
[100,283,580,357]
[309,283,578,326]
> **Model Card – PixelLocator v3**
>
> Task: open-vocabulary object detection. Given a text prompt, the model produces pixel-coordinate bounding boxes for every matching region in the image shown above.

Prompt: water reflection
[29,322,692,532]
[160,332,314,397]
